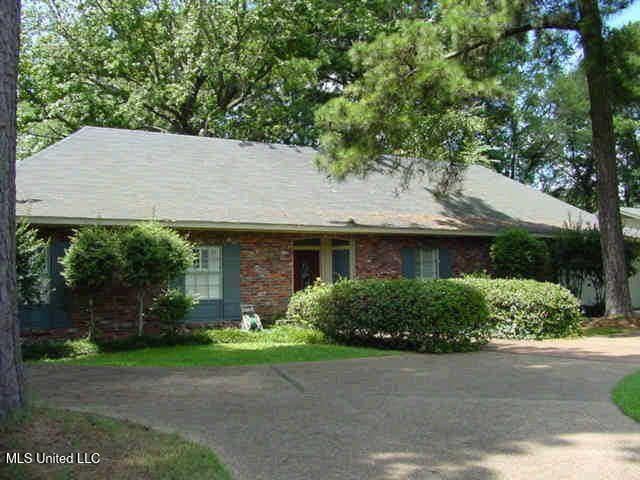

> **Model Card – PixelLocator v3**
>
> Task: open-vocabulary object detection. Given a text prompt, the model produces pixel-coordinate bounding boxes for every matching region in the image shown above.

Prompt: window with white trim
[185,246,222,300]
[416,248,439,279]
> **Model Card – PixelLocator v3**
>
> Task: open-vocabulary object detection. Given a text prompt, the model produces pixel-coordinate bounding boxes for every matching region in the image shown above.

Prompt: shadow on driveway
[27,347,640,480]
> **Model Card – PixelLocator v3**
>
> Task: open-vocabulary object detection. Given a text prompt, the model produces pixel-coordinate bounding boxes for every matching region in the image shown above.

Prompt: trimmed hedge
[456,277,582,339]
[22,332,214,361]
[22,338,100,361]
[22,327,324,361]
[287,279,492,352]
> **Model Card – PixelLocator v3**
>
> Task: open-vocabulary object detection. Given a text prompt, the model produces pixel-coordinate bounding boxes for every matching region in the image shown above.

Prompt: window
[416,248,439,279]
[332,239,352,282]
[185,246,222,300]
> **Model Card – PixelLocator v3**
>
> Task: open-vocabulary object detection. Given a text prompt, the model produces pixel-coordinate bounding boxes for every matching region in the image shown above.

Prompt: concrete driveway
[28,341,640,480]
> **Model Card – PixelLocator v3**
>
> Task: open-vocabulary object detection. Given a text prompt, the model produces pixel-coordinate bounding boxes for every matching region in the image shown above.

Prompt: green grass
[612,370,640,422]
[582,326,637,337]
[0,406,231,479]
[44,342,399,367]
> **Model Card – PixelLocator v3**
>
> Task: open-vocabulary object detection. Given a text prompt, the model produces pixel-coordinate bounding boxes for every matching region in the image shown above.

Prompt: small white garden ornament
[240,304,263,331]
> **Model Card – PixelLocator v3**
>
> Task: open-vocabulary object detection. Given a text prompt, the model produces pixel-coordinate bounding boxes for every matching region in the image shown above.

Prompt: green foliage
[60,226,122,291]
[288,279,492,353]
[18,0,412,157]
[119,222,194,334]
[285,281,332,328]
[60,226,123,339]
[315,20,492,191]
[456,277,583,339]
[206,325,325,345]
[23,326,324,361]
[120,222,194,290]
[490,228,550,279]
[150,289,198,336]
[23,332,214,361]
[16,221,48,305]
[22,338,100,361]
[551,222,640,304]
[97,332,214,352]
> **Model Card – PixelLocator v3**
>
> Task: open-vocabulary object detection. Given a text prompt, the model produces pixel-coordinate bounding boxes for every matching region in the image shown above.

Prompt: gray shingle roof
[17,127,595,236]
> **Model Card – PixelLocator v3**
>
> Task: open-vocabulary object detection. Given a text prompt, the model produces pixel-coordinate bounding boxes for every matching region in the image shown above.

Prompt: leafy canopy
[18,0,415,157]
[315,0,634,190]
[60,226,122,292]
[119,222,194,290]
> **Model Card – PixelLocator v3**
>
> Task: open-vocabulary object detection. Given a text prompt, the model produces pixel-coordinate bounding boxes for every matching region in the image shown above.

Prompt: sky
[608,0,640,28]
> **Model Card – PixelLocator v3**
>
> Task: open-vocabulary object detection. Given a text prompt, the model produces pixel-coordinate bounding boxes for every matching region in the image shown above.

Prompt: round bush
[490,228,550,279]
[285,282,332,328]
[456,277,582,339]
[287,279,492,352]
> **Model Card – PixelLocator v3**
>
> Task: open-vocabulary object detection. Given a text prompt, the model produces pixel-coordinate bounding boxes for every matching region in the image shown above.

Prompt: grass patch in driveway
[612,370,640,422]
[45,343,399,367]
[0,406,231,480]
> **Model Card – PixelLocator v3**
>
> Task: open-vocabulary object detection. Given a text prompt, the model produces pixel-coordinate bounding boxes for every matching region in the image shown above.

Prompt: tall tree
[0,0,24,420]
[316,0,635,316]
[18,0,416,157]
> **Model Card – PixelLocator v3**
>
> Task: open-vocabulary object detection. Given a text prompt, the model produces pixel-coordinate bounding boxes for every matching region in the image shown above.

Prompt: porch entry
[293,238,354,292]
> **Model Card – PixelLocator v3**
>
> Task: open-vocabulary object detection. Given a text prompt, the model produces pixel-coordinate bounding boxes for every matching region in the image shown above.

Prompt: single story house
[17,127,596,338]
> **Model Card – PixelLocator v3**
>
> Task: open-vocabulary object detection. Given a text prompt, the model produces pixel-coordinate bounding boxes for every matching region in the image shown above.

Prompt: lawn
[582,326,638,337]
[46,342,399,367]
[612,370,640,422]
[0,406,231,480]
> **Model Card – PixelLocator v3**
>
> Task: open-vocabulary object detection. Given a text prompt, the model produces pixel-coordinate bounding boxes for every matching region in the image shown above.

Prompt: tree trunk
[578,0,632,316]
[0,0,23,420]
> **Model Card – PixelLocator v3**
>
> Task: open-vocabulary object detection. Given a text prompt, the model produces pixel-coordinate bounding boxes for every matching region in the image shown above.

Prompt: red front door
[293,250,320,292]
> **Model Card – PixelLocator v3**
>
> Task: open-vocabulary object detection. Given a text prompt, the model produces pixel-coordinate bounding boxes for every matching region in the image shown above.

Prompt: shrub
[285,281,332,327]
[119,222,195,335]
[288,279,492,352]
[22,338,100,361]
[456,277,582,339]
[150,289,198,335]
[551,221,640,305]
[97,332,213,352]
[60,226,123,339]
[16,221,49,305]
[23,332,215,361]
[490,228,550,280]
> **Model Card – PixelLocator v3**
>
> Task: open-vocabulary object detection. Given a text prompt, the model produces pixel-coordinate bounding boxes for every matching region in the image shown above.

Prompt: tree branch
[445,15,578,60]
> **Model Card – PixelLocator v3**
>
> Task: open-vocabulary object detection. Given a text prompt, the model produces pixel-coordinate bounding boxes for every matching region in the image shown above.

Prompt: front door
[293,250,320,292]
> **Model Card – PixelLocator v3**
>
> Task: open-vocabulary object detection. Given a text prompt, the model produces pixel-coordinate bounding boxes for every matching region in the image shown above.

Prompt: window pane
[416,248,438,279]
[185,246,223,299]
[192,248,201,269]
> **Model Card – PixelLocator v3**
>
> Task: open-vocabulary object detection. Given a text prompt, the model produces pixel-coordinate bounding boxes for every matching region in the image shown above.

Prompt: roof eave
[17,214,561,238]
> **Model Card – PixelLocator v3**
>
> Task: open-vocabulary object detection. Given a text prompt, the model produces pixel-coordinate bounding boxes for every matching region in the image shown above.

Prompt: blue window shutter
[401,247,416,279]
[439,248,454,278]
[223,244,241,320]
[48,240,71,328]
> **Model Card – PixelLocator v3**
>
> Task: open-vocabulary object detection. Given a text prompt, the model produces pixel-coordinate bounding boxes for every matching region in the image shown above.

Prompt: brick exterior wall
[355,235,492,279]
[21,227,492,340]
